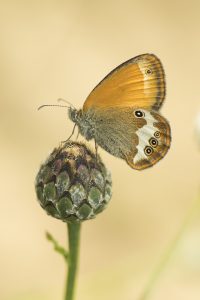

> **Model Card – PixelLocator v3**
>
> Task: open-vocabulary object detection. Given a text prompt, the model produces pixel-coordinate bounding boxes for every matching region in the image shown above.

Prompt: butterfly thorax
[68,107,95,141]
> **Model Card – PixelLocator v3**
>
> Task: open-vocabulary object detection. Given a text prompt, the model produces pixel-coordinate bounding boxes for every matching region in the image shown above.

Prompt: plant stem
[65,222,81,300]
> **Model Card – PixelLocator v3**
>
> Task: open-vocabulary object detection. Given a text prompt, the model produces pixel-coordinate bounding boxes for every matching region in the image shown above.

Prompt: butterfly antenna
[57,98,76,109]
[37,104,70,111]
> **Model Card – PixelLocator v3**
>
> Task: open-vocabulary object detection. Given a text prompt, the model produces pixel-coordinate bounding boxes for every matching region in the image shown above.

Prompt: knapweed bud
[35,141,112,222]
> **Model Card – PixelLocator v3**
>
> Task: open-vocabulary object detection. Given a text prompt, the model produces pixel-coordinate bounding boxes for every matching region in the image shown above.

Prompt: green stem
[65,222,81,300]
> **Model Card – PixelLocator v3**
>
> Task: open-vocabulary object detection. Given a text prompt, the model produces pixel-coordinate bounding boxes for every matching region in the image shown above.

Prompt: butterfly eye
[134,110,145,118]
[144,146,153,156]
[149,137,158,148]
[145,68,152,75]
[154,131,161,138]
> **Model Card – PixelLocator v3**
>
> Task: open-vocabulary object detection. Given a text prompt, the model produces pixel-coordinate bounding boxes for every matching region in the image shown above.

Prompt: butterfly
[39,54,171,170]
[67,54,171,170]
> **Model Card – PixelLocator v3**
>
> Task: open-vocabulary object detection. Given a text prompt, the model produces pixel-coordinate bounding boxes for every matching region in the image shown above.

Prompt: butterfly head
[68,107,95,141]
[68,107,81,123]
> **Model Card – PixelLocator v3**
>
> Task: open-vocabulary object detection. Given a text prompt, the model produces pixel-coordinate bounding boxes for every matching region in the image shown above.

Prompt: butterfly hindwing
[90,107,170,170]
[83,54,165,112]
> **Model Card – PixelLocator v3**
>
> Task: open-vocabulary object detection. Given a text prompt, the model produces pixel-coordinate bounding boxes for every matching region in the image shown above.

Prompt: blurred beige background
[1,0,200,299]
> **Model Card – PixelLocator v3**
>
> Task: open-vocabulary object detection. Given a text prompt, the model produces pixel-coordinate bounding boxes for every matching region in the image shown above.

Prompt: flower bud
[35,141,112,222]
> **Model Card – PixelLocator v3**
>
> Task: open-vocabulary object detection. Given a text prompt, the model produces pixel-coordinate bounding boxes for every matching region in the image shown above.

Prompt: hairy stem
[65,222,81,300]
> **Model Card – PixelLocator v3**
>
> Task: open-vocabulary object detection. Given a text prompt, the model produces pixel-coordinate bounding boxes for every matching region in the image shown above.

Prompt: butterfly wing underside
[93,107,171,170]
[83,54,165,112]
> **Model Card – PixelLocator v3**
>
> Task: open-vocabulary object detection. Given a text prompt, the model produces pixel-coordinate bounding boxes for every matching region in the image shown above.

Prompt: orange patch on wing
[83,54,165,112]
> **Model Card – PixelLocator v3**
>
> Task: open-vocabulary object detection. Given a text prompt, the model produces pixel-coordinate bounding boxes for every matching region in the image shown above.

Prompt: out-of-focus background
[1,1,200,299]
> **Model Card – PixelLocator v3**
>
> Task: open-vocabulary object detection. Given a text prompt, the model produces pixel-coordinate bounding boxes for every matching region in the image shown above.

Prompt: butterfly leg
[61,124,76,144]
[95,139,99,164]
[76,130,80,141]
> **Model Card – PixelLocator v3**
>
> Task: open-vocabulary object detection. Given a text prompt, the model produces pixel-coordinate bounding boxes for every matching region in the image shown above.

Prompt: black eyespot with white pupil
[144,146,153,156]
[149,137,158,148]
[134,110,145,118]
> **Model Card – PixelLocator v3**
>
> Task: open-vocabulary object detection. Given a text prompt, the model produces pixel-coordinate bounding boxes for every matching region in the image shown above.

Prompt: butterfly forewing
[83,54,165,112]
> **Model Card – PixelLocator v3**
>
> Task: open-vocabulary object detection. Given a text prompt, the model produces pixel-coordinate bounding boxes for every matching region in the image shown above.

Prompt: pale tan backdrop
[1,1,200,299]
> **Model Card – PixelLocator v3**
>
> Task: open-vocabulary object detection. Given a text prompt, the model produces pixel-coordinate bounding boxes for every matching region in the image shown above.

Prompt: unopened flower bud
[35,141,112,223]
